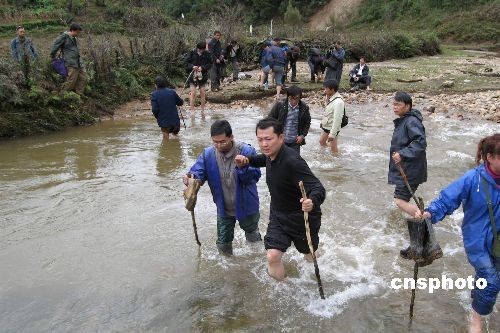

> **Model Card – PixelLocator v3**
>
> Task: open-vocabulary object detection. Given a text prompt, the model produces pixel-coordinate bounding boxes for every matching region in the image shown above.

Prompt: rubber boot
[217,242,233,256]
[245,230,262,242]
[418,218,443,267]
[400,218,425,261]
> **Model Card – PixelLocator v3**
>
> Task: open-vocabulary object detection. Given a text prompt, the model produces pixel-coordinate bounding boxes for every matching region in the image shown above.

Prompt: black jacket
[225,44,242,61]
[248,145,325,214]
[388,109,427,185]
[185,49,212,81]
[208,38,222,61]
[269,100,311,145]
[350,63,369,78]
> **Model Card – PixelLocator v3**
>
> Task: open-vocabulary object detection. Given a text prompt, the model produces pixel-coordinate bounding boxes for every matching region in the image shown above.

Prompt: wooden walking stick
[299,181,325,300]
[184,177,202,246]
[393,156,424,320]
[190,210,201,246]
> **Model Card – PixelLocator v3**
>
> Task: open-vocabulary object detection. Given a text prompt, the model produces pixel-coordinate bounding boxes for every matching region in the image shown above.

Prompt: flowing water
[0,99,498,333]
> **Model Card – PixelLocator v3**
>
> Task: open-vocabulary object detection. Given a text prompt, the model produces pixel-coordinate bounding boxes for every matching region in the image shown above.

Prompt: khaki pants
[63,67,87,95]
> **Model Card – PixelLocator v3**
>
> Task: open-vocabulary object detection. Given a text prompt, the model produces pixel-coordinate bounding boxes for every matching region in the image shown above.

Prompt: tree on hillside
[284,0,301,37]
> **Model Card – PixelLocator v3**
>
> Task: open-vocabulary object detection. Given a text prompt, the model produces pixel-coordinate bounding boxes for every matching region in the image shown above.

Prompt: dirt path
[309,0,363,30]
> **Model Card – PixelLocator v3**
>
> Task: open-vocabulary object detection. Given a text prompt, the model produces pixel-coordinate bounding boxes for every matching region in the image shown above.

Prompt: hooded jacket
[388,109,427,185]
[188,143,261,220]
[426,163,500,269]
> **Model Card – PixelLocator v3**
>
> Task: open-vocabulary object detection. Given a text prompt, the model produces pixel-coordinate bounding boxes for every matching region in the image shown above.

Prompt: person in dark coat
[307,48,324,82]
[208,30,224,91]
[151,76,184,141]
[268,85,311,154]
[324,41,345,83]
[186,41,212,115]
[235,117,326,281]
[225,40,242,81]
[286,45,300,82]
[388,91,427,216]
[349,56,372,90]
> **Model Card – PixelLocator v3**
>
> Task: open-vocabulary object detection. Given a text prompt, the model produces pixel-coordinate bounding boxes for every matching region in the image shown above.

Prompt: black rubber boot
[400,218,425,261]
[245,230,262,242]
[217,242,233,256]
[418,218,443,267]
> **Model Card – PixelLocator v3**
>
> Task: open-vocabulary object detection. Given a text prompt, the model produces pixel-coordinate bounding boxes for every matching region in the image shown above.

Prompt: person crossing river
[183,120,262,255]
[235,117,326,280]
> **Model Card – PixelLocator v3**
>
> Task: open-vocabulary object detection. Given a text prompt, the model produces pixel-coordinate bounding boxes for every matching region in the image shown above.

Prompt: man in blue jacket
[269,38,286,99]
[415,133,499,333]
[10,26,38,63]
[151,76,184,141]
[183,120,262,255]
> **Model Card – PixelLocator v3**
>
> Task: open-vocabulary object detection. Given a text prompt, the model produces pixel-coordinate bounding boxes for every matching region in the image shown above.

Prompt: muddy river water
[0,99,498,332]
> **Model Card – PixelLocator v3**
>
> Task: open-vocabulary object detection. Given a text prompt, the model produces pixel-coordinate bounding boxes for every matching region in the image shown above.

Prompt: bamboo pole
[298,181,325,300]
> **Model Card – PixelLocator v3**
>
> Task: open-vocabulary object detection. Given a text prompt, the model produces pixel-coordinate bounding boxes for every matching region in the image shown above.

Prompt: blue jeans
[471,258,500,315]
[272,65,284,86]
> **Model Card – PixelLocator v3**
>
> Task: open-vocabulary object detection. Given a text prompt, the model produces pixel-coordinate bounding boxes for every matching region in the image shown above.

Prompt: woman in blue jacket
[416,133,499,333]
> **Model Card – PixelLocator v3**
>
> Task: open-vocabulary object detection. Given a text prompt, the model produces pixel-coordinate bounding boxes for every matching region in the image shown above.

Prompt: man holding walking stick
[235,117,325,281]
[183,120,262,255]
[388,92,442,266]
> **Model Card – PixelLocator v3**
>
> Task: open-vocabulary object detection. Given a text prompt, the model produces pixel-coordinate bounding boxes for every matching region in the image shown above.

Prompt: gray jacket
[388,109,427,185]
[50,32,83,68]
[10,37,38,62]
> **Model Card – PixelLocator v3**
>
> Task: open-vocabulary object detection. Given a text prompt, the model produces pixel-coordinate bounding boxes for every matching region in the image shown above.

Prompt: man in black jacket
[208,30,224,91]
[268,85,311,154]
[225,40,242,81]
[286,46,300,82]
[235,118,325,281]
[349,56,372,91]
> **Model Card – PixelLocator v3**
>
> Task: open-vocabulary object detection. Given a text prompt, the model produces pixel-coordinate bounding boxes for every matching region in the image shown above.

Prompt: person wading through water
[235,117,325,280]
[183,120,262,255]
[268,85,311,155]
[414,133,500,333]
[150,76,183,141]
[185,41,212,116]
[387,92,441,266]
